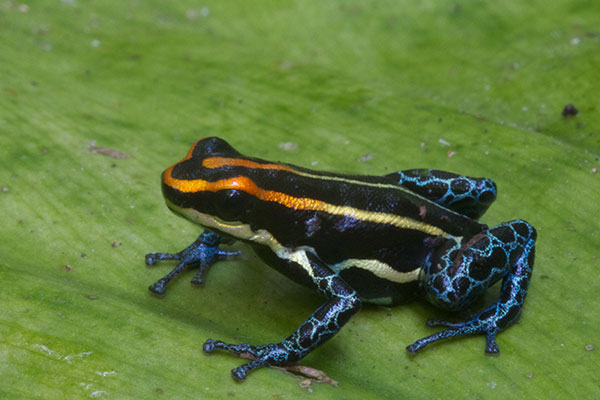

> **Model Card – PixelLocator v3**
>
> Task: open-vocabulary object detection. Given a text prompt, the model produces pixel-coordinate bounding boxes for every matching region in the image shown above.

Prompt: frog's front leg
[408,219,536,354]
[203,251,362,381]
[145,230,239,295]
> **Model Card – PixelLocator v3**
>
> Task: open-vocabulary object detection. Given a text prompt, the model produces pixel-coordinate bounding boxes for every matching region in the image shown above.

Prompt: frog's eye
[214,189,253,221]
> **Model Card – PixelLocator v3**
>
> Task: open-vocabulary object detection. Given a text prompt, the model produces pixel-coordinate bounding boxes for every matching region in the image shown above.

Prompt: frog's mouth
[165,198,271,244]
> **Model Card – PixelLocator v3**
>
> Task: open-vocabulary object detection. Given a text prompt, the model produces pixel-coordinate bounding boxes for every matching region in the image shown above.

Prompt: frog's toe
[203,339,261,357]
[230,359,270,381]
[145,251,179,266]
[485,333,500,354]
[232,365,251,381]
[425,318,464,329]
[148,260,189,295]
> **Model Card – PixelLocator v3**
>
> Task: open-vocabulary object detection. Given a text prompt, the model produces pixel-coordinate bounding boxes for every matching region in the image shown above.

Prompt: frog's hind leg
[385,169,497,219]
[203,251,362,381]
[407,220,536,354]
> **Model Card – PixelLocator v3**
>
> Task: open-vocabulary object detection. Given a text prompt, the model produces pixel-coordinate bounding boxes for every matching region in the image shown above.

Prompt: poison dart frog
[145,137,537,381]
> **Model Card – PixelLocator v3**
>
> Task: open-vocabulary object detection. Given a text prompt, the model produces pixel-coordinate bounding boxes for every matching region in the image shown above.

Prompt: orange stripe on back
[163,166,446,235]
[202,157,297,173]
[164,169,322,210]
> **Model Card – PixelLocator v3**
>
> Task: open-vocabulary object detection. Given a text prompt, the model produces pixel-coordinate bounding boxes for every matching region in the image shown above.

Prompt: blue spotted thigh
[386,169,497,220]
[408,220,536,354]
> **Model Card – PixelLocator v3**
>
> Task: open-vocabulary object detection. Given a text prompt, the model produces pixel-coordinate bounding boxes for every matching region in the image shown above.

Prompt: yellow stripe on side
[167,200,316,277]
[333,259,420,283]
[167,200,418,285]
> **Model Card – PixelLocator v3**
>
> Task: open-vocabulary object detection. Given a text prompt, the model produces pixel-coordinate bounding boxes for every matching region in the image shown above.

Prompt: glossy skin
[146,137,537,381]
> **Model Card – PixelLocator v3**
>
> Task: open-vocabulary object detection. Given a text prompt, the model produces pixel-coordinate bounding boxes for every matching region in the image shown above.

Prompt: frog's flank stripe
[166,199,422,285]
[164,168,447,236]
[202,156,416,194]
[332,259,420,283]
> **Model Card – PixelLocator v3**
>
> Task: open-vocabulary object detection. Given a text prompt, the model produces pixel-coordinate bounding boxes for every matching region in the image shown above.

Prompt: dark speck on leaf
[562,104,578,117]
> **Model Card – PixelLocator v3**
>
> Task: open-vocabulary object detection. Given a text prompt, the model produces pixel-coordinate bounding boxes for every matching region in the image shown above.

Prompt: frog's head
[161,137,310,244]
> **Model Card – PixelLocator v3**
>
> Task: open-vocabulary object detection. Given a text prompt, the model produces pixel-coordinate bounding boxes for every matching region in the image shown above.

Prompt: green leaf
[1,0,598,398]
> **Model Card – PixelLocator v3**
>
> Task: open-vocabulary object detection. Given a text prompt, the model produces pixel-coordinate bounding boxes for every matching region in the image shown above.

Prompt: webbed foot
[145,231,239,295]
[203,339,288,381]
[406,306,505,354]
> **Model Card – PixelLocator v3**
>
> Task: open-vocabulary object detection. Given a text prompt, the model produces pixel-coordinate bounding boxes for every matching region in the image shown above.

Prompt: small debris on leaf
[239,352,338,387]
[111,241,121,247]
[447,150,456,158]
[88,295,99,300]
[64,264,73,272]
[89,142,128,159]
[561,104,578,117]
[359,153,373,162]
[278,142,298,151]
[585,344,595,351]
[1,187,8,192]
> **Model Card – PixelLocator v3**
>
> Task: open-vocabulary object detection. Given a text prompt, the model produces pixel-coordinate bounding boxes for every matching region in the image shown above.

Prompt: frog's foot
[204,257,361,381]
[145,231,239,295]
[413,220,536,355]
[203,339,291,381]
[406,306,506,354]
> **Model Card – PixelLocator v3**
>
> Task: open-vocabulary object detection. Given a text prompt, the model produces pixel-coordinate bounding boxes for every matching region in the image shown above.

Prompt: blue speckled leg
[407,220,536,354]
[203,253,362,381]
[145,231,239,295]
[385,169,497,219]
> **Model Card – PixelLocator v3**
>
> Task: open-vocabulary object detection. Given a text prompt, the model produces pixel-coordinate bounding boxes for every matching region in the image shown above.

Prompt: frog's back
[167,138,488,305]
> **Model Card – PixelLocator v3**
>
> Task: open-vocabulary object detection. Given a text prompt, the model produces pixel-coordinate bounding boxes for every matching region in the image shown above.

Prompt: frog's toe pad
[148,281,167,295]
[231,365,252,381]
[145,254,157,266]
[485,334,500,354]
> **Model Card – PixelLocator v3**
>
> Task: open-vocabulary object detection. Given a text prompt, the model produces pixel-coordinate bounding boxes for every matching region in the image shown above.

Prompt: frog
[145,137,537,381]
